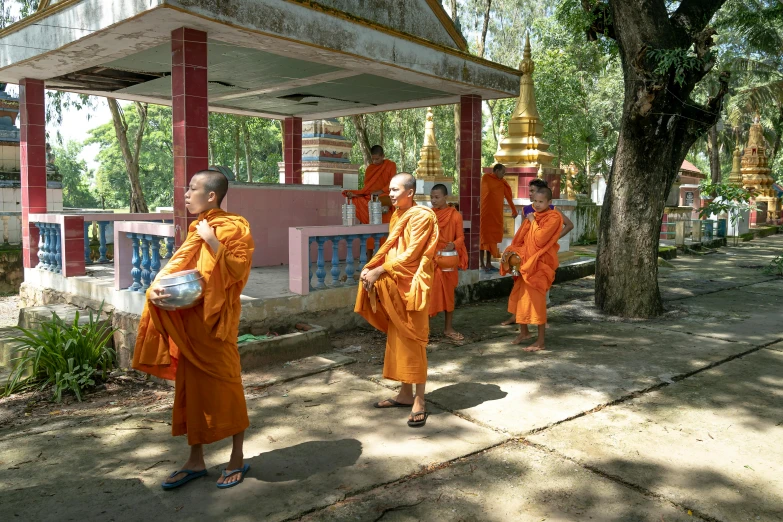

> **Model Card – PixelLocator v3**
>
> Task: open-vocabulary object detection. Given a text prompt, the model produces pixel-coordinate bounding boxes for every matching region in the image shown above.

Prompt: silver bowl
[155,269,205,310]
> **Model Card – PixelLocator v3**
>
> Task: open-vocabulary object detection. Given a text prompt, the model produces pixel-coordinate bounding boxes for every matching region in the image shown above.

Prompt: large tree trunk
[351,115,373,166]
[107,99,149,213]
[708,124,721,185]
[241,120,252,182]
[477,0,492,59]
[590,0,729,318]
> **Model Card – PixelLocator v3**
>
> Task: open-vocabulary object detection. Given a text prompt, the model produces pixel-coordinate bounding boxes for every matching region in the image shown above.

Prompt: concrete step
[19,303,110,330]
[238,324,331,371]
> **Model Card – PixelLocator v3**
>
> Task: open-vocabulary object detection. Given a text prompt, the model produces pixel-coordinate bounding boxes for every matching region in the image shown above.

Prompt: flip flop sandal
[444,332,464,341]
[161,469,207,490]
[407,411,429,428]
[374,398,412,408]
[217,463,250,489]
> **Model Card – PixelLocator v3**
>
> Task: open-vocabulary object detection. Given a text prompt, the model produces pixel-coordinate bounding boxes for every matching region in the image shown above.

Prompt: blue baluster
[53,225,62,274]
[83,222,93,265]
[358,234,370,274]
[128,233,142,291]
[315,236,327,289]
[149,236,161,283]
[97,221,109,262]
[330,236,343,286]
[165,237,175,259]
[345,234,357,285]
[308,238,316,290]
[140,235,151,290]
[373,233,385,250]
[36,223,45,269]
[44,224,53,271]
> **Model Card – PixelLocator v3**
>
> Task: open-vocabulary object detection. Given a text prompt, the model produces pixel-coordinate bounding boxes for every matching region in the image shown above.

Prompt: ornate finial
[519,32,534,75]
[414,106,452,192]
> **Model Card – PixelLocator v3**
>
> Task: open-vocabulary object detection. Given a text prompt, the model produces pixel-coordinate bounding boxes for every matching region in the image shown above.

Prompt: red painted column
[459,95,482,270]
[19,78,47,269]
[283,117,302,184]
[172,27,209,246]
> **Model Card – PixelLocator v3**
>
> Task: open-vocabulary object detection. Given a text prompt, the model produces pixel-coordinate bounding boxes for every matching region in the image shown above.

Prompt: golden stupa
[414,107,455,203]
[728,145,743,186]
[493,32,554,168]
[741,113,779,220]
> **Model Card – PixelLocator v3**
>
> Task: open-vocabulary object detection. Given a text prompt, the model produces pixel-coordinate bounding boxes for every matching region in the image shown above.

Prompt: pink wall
[223,184,345,267]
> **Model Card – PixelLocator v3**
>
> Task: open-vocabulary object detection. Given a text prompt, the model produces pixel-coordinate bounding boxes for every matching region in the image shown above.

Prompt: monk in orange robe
[500,187,562,352]
[428,184,467,341]
[343,144,397,253]
[133,170,254,490]
[480,163,518,272]
[356,173,439,428]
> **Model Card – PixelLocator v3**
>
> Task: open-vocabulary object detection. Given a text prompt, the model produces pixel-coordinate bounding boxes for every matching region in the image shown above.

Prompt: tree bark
[352,115,373,166]
[477,0,492,59]
[233,124,240,179]
[241,119,252,182]
[591,0,729,318]
[708,124,721,185]
[107,99,149,213]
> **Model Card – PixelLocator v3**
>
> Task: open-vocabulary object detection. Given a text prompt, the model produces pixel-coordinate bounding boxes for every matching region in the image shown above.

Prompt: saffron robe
[480,172,517,257]
[429,206,468,317]
[500,210,562,325]
[355,204,439,383]
[132,209,254,445]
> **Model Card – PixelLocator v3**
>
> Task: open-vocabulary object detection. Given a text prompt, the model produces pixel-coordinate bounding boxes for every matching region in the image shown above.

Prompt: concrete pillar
[283,117,303,184]
[459,95,482,270]
[172,27,209,247]
[19,78,46,269]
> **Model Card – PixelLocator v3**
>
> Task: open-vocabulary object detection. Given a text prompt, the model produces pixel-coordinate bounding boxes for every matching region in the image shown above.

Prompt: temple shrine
[741,114,779,224]
[413,107,455,205]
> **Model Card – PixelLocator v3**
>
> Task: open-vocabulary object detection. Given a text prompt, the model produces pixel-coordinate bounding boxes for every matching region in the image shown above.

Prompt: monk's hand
[526,213,536,223]
[345,191,355,199]
[511,209,519,219]
[362,266,384,291]
[148,285,171,306]
[195,219,220,252]
[443,242,456,252]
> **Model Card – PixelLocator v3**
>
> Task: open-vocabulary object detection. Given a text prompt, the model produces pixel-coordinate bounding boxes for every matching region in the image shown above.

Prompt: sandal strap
[221,468,243,478]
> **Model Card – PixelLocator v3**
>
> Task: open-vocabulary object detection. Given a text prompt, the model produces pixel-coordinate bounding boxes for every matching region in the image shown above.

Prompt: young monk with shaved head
[357,173,439,427]
[500,187,562,351]
[429,184,467,341]
[133,169,254,489]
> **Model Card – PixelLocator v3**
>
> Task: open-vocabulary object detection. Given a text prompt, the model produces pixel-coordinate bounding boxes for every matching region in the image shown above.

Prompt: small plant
[699,181,756,246]
[3,304,116,402]
[764,255,783,276]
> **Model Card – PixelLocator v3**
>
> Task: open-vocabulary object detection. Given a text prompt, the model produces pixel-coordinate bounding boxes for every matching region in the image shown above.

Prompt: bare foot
[545,323,550,329]
[511,332,532,345]
[444,329,464,341]
[165,458,206,484]
[501,315,516,326]
[522,343,545,352]
[217,451,245,486]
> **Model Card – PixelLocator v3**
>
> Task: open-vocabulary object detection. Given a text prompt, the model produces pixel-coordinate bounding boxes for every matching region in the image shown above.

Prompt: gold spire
[493,32,554,167]
[741,112,779,221]
[415,107,447,180]
[728,145,743,186]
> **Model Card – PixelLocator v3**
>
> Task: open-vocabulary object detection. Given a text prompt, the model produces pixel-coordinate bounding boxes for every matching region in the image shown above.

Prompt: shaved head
[431,184,448,196]
[194,169,229,205]
[392,172,416,192]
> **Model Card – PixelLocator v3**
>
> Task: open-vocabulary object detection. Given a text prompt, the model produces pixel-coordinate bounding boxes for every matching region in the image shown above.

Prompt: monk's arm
[381,213,436,276]
[531,217,562,248]
[211,236,251,283]
[559,210,574,238]
[154,232,200,281]
[452,212,466,250]
[504,184,518,218]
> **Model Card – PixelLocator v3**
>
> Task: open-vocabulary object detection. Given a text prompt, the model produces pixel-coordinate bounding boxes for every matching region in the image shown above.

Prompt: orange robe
[500,210,563,325]
[480,172,517,257]
[429,206,468,317]
[355,204,439,383]
[132,209,254,445]
[343,159,397,250]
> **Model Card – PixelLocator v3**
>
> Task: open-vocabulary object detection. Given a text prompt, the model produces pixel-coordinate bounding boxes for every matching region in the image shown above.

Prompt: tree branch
[582,0,615,41]
[133,102,148,165]
[670,0,726,38]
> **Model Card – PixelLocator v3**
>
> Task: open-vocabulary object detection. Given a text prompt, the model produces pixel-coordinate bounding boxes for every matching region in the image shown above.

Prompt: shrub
[3,305,116,402]
[764,255,783,277]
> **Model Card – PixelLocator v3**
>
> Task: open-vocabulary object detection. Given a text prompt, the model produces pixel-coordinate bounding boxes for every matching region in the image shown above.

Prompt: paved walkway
[1,236,781,521]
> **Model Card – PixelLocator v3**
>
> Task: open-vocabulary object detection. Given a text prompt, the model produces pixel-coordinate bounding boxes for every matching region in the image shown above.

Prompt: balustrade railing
[33,222,63,273]
[289,224,389,295]
[113,221,176,292]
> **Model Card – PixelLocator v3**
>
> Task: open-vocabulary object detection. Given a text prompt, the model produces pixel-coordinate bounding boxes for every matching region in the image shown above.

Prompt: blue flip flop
[217,463,250,489]
[161,469,207,490]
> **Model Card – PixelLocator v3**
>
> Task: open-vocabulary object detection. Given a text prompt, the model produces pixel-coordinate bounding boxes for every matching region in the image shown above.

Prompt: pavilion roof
[0,0,520,120]
[680,160,706,179]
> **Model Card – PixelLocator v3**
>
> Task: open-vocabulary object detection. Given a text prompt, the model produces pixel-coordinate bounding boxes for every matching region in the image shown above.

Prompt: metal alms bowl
[156,269,206,310]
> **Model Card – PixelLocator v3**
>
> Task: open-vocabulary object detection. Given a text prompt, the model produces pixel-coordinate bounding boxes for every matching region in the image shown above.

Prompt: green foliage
[698,181,755,225]
[53,141,99,208]
[647,47,706,87]
[4,305,116,402]
[208,113,282,183]
[763,255,783,276]
[87,104,174,210]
